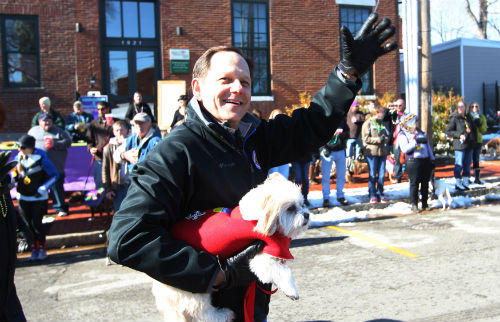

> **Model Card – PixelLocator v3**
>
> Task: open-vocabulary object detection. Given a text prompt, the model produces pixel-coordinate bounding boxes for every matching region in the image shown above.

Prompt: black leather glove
[0,151,16,195]
[473,117,482,127]
[339,12,398,78]
[217,240,265,289]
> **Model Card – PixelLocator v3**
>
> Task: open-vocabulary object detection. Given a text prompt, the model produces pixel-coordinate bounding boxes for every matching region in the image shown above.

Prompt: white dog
[430,178,454,210]
[152,173,310,322]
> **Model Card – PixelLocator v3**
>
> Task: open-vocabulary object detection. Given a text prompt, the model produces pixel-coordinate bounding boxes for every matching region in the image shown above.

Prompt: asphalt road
[14,204,500,322]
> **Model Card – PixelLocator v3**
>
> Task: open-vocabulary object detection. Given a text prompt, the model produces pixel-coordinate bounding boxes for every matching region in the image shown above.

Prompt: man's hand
[123,148,139,164]
[0,151,17,194]
[339,12,398,79]
[105,191,116,200]
[215,240,265,290]
[89,147,98,155]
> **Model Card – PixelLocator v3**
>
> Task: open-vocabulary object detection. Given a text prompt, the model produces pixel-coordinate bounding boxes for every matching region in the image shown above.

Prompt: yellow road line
[327,226,420,258]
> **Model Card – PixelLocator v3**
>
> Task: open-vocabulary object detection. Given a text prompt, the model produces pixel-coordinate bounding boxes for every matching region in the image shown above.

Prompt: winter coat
[125,102,156,123]
[446,112,477,150]
[361,117,390,157]
[102,138,129,192]
[122,128,162,173]
[28,125,71,174]
[107,67,360,322]
[86,118,113,162]
[346,109,365,138]
[65,111,94,142]
[321,119,349,153]
[469,113,487,143]
[31,109,65,129]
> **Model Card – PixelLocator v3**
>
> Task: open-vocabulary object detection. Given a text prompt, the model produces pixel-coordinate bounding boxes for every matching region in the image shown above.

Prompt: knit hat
[17,134,36,149]
[39,112,52,121]
[132,112,151,123]
[401,113,417,129]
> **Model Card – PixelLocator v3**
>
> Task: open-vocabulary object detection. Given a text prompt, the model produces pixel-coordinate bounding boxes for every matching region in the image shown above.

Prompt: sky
[430,0,500,45]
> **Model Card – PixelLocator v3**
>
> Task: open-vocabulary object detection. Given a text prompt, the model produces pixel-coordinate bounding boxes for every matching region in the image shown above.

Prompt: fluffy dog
[430,178,454,210]
[152,173,310,322]
[386,154,395,182]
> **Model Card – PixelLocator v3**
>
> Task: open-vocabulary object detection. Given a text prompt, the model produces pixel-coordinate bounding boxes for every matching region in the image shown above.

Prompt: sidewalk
[18,158,500,255]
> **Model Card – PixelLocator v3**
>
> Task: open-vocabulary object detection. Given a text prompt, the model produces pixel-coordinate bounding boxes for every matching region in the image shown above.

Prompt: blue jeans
[93,160,103,189]
[321,150,346,200]
[346,137,362,160]
[365,155,387,200]
[50,172,69,212]
[292,161,311,199]
[454,149,473,178]
[268,164,290,180]
[113,184,129,213]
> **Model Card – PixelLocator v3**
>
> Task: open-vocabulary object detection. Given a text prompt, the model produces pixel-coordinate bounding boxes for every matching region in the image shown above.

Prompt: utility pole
[420,0,432,142]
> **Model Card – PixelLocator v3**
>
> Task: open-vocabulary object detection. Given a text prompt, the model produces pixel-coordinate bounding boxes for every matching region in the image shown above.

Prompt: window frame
[231,0,271,96]
[339,5,374,95]
[0,14,41,88]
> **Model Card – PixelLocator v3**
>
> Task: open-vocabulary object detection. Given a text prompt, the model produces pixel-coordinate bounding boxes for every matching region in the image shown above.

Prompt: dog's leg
[250,254,299,300]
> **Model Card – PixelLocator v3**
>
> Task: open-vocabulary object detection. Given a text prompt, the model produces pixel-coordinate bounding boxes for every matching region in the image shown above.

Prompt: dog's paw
[286,293,299,301]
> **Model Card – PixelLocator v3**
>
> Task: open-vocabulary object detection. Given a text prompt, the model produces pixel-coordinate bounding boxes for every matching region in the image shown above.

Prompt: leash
[83,134,110,190]
[244,281,278,322]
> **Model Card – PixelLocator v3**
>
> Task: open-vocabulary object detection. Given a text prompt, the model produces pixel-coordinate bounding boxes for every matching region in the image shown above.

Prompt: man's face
[39,102,50,113]
[394,99,405,113]
[192,51,252,129]
[97,104,108,118]
[40,118,53,131]
[133,93,142,104]
[74,105,83,114]
[18,146,34,156]
[133,120,151,138]
[113,124,128,142]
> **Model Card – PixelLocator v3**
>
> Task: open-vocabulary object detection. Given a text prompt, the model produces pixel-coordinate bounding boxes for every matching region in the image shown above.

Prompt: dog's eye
[287,205,297,212]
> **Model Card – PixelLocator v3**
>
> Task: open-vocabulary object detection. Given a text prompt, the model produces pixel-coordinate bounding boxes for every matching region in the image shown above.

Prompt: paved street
[15,204,500,322]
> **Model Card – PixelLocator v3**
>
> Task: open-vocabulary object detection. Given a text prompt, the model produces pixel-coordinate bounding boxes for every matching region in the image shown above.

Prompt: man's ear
[192,78,202,100]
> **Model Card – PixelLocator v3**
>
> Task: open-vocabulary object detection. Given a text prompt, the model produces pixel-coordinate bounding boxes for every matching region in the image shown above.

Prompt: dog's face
[239,172,309,239]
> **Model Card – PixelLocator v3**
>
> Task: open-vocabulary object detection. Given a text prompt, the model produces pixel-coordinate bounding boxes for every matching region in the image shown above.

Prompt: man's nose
[230,80,244,92]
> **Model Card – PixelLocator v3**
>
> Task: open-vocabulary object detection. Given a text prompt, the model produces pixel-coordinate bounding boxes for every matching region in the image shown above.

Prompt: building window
[105,0,156,39]
[1,15,40,87]
[232,0,271,96]
[339,6,373,95]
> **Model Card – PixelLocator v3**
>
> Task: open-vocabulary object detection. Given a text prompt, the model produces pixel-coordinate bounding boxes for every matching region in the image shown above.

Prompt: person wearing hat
[116,112,161,173]
[11,134,59,261]
[169,94,189,131]
[31,96,65,130]
[396,114,435,212]
[28,112,72,217]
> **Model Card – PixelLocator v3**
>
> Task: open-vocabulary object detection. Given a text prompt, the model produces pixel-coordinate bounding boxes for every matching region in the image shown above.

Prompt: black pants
[18,199,48,242]
[472,142,481,169]
[394,145,404,181]
[405,158,432,207]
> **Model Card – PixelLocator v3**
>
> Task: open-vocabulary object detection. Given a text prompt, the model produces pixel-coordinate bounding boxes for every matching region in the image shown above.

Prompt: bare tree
[464,0,500,39]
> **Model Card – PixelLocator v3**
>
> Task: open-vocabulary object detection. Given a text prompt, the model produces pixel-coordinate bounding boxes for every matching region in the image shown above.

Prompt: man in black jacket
[108,13,396,322]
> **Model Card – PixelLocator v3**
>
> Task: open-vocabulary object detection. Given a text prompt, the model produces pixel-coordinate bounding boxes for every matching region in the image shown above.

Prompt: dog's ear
[266,172,286,182]
[254,194,279,235]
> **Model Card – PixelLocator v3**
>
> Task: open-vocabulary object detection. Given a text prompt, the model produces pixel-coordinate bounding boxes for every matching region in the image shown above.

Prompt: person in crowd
[107,13,396,322]
[396,114,435,212]
[86,101,113,189]
[11,134,59,261]
[0,98,27,322]
[391,98,406,183]
[362,102,391,203]
[267,108,290,179]
[446,100,476,191]
[292,156,312,207]
[28,113,71,217]
[31,97,65,130]
[345,99,365,182]
[125,92,156,124]
[102,120,130,213]
[170,94,189,131]
[468,101,487,184]
[320,119,349,207]
[117,113,161,173]
[65,101,94,143]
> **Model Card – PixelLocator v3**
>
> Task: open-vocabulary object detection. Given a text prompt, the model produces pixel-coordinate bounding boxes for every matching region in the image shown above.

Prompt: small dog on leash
[151,173,310,322]
[386,154,395,182]
[430,178,454,210]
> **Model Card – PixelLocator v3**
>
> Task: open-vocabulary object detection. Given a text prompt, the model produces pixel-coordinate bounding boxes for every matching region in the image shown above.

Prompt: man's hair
[73,101,82,108]
[113,119,129,131]
[97,101,109,108]
[192,46,254,80]
[39,96,51,107]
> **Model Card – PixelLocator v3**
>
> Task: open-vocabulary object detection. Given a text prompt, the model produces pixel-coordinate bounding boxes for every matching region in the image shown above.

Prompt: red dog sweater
[171,207,293,260]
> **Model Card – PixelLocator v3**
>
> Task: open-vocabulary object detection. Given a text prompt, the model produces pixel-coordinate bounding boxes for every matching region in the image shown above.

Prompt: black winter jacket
[107,68,359,321]
[446,112,477,151]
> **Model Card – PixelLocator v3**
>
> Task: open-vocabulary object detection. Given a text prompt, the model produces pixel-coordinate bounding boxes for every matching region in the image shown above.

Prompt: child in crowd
[11,134,59,261]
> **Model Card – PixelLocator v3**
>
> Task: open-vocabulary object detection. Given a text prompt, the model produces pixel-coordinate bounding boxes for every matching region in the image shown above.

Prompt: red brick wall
[1,0,400,133]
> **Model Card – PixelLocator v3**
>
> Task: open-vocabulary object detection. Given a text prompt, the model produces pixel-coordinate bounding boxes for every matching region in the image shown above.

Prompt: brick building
[0,0,400,134]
